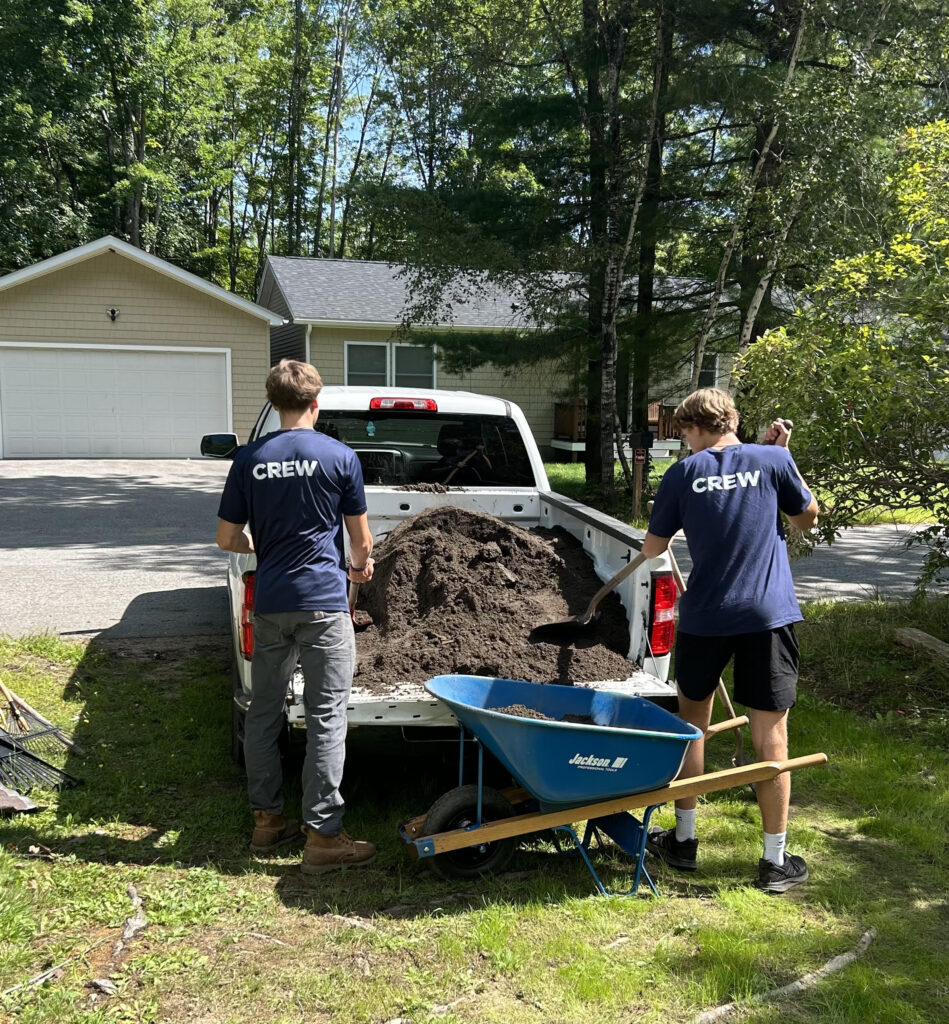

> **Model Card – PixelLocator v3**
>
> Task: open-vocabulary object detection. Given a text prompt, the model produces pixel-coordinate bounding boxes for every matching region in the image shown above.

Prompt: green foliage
[738,121,949,585]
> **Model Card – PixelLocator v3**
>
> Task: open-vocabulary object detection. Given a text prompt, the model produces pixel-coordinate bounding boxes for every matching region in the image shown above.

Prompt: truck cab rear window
[315,411,536,487]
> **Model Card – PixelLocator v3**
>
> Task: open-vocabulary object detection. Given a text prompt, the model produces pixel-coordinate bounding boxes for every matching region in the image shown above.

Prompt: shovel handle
[576,551,649,625]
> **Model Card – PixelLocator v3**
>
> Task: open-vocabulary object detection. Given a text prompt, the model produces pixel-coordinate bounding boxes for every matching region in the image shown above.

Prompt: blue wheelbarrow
[399,675,827,896]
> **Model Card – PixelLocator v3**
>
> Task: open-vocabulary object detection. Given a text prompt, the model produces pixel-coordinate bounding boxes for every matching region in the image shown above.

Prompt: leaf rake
[0,676,75,759]
[0,732,79,793]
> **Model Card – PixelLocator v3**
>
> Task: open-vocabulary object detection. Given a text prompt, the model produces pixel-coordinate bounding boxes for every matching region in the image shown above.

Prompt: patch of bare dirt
[355,506,635,691]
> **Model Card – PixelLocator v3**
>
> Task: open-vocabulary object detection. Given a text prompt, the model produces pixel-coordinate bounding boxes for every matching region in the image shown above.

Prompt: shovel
[530,552,648,643]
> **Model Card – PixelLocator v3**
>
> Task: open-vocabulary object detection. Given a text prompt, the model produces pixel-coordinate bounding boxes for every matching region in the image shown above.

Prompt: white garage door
[0,345,230,458]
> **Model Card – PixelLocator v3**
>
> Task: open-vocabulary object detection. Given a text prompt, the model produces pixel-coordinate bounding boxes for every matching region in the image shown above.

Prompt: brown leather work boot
[301,828,376,874]
[250,810,301,853]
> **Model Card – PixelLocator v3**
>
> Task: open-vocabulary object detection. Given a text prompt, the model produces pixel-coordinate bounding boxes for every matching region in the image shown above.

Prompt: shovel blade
[528,614,597,645]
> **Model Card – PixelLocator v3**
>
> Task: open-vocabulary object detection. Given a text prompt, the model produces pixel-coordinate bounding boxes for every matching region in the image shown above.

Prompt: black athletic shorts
[674,624,800,712]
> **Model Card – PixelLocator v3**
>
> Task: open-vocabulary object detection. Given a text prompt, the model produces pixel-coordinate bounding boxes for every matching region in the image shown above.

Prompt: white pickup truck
[202,386,677,758]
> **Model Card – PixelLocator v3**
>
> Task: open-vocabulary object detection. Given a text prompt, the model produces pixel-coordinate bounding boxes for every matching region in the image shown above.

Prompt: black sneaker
[754,853,808,893]
[646,827,698,871]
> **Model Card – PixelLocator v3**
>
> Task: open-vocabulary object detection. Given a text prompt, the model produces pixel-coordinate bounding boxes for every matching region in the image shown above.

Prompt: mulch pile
[355,506,635,692]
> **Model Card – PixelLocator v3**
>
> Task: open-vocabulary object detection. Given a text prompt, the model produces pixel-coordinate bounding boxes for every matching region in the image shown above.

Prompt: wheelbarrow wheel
[423,784,516,880]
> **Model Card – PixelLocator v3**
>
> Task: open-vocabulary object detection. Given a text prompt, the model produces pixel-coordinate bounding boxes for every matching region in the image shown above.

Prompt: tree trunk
[583,0,606,488]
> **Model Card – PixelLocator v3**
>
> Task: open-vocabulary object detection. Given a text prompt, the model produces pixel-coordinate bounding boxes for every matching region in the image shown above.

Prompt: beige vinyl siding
[308,324,569,454]
[0,250,270,441]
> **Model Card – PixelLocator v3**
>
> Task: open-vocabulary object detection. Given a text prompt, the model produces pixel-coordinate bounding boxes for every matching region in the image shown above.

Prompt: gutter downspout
[305,323,312,365]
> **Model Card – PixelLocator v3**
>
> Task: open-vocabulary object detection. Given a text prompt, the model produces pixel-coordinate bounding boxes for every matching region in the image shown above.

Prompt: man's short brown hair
[265,359,323,412]
[673,387,739,435]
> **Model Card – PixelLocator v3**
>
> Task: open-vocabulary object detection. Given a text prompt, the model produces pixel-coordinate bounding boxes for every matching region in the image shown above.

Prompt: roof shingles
[265,257,533,328]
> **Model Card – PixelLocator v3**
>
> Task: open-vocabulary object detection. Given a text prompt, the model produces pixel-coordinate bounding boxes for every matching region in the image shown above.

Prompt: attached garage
[0,237,283,459]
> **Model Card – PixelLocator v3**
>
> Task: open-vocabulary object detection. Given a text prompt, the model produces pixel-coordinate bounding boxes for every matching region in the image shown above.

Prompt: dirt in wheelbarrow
[355,506,636,692]
[490,704,597,725]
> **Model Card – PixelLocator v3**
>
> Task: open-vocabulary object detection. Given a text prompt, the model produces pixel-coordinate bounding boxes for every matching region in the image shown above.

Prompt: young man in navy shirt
[641,388,819,892]
[216,360,376,873]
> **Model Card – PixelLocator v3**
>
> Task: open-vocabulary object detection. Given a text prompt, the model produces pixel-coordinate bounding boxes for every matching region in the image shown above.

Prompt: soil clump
[355,506,635,692]
[490,704,555,721]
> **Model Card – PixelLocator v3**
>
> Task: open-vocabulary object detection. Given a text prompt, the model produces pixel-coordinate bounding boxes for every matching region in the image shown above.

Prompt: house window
[697,353,718,389]
[345,342,436,387]
[394,344,435,388]
[346,343,388,386]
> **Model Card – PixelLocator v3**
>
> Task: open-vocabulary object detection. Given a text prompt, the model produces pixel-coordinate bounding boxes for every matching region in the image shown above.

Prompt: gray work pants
[245,610,355,835]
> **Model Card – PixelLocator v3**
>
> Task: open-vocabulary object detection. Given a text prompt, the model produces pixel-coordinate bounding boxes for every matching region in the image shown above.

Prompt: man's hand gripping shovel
[347,558,374,631]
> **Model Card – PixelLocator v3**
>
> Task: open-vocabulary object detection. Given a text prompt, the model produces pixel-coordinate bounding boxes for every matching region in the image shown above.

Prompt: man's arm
[641,531,672,559]
[344,512,374,582]
[217,518,254,554]
[787,492,819,532]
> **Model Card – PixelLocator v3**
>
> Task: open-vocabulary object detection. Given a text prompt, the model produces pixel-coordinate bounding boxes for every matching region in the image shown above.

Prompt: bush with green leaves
[738,121,949,586]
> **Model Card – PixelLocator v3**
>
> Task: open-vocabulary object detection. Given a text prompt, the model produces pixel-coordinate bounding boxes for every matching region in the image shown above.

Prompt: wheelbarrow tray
[424,675,703,812]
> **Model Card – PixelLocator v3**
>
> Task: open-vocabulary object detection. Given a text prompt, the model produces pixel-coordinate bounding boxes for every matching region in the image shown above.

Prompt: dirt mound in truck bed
[354,506,636,692]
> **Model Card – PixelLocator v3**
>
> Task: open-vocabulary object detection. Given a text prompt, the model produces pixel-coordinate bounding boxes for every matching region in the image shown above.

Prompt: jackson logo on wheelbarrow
[569,753,628,771]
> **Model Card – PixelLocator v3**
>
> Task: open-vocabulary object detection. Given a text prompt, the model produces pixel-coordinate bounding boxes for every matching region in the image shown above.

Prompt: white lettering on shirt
[692,469,761,494]
[253,459,320,480]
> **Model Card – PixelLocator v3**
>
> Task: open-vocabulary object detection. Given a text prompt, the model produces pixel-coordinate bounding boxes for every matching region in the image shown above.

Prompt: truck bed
[278,488,674,730]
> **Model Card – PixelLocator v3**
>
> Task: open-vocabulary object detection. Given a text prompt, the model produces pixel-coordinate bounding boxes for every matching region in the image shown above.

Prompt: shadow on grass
[2,621,637,916]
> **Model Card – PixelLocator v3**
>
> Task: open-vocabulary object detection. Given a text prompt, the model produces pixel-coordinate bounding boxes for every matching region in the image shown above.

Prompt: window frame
[344,340,437,388]
[343,340,389,388]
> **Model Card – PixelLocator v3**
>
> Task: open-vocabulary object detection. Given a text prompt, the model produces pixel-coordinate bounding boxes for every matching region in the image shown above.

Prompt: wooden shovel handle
[577,551,649,624]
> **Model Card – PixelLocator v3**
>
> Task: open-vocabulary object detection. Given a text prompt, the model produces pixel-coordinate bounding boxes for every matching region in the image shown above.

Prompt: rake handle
[0,677,29,731]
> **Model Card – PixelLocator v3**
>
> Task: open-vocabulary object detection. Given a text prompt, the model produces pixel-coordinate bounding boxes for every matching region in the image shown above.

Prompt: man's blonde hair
[265,359,323,412]
[673,388,739,435]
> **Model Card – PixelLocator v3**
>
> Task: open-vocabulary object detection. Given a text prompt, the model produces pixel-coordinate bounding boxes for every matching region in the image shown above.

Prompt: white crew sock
[675,807,696,843]
[763,831,787,867]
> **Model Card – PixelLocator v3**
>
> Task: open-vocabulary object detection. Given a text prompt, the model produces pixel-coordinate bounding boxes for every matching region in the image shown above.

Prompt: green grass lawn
[1,606,948,1024]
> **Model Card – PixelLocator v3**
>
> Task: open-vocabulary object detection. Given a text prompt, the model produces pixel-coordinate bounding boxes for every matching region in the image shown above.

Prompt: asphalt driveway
[0,459,231,639]
[0,459,943,640]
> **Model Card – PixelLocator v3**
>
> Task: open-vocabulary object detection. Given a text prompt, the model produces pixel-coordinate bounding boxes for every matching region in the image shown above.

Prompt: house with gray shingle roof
[255,256,742,455]
[257,257,572,453]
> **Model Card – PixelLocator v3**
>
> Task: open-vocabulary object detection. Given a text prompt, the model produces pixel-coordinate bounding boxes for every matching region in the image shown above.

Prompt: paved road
[0,460,943,639]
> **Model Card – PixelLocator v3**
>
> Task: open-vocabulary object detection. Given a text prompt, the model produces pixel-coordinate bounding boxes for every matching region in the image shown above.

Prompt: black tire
[422,784,516,880]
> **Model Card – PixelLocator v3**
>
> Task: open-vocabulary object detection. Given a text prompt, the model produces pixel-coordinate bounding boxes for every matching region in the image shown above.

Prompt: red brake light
[369,397,438,411]
[649,572,677,656]
[239,572,255,660]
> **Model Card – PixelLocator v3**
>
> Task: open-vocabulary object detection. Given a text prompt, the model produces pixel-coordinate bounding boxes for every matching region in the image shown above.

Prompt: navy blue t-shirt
[217,428,367,615]
[648,444,812,636]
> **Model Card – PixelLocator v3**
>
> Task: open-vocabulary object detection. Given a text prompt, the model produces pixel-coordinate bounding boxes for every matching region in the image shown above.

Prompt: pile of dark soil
[355,506,635,692]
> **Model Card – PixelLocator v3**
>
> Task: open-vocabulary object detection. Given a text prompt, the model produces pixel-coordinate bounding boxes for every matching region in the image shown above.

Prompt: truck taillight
[239,572,255,660]
[649,572,677,657]
[369,397,438,411]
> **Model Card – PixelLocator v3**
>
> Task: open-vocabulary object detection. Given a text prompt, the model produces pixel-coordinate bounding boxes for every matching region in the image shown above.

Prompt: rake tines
[0,732,79,793]
[0,677,75,758]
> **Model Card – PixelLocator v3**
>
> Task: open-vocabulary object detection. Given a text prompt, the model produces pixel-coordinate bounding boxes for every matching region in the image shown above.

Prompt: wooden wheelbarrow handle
[415,754,828,855]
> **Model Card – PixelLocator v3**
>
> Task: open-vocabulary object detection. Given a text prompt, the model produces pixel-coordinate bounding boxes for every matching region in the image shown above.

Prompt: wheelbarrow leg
[550,825,610,897]
[550,805,662,898]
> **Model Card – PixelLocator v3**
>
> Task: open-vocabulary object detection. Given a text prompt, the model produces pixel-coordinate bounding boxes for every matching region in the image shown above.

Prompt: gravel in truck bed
[354,506,635,692]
